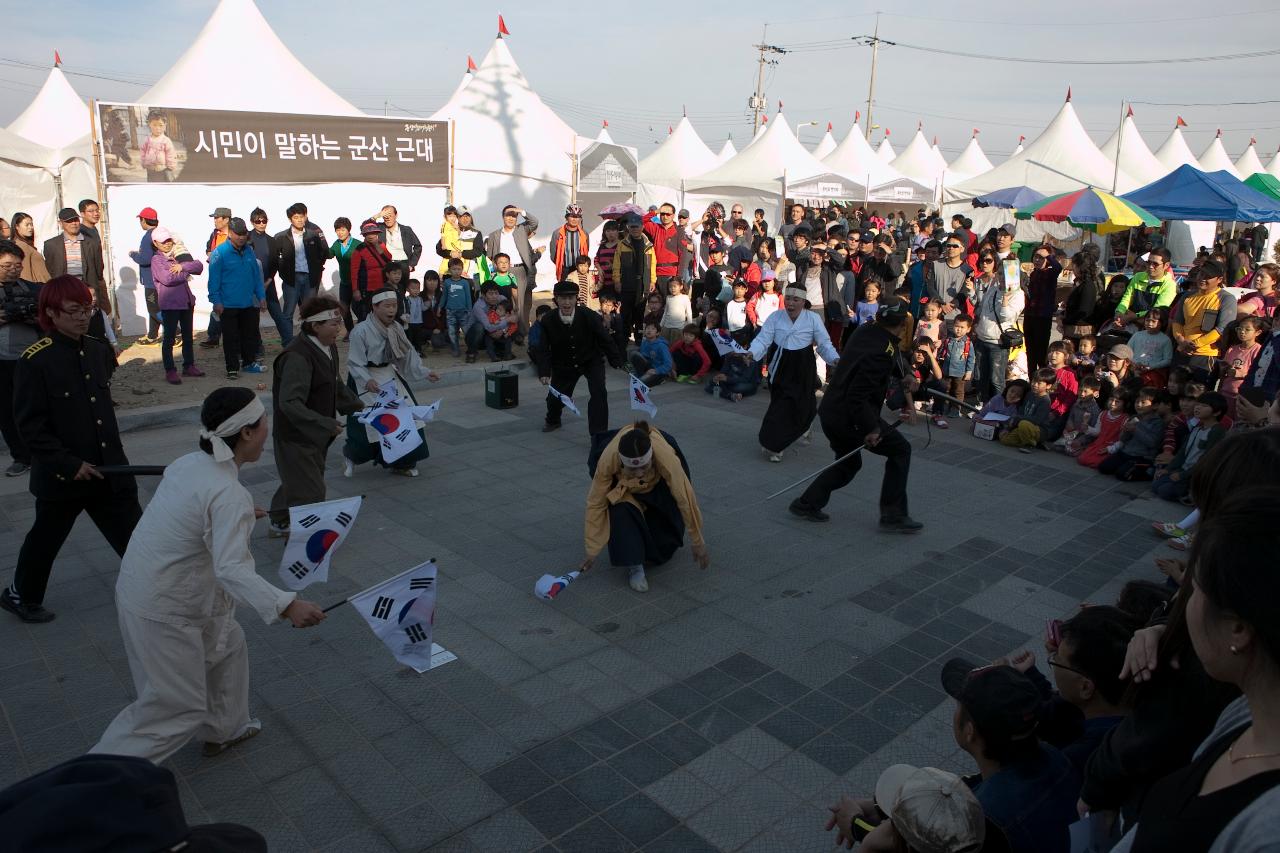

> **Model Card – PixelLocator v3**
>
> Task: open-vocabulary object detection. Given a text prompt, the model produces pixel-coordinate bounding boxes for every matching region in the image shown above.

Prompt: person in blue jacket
[207,218,266,379]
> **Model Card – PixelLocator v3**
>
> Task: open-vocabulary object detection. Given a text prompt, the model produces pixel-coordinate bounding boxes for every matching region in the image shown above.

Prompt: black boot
[789,499,829,522]
[879,515,924,534]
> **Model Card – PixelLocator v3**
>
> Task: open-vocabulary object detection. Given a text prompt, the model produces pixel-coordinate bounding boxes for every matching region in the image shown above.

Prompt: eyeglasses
[61,306,95,319]
[251,219,267,225]
[1034,255,1050,262]
[1047,652,1088,678]
[980,258,996,265]
[946,244,963,250]
[660,212,673,217]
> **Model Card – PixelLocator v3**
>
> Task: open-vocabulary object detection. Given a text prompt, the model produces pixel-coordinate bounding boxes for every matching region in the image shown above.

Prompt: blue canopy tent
[1122,164,1280,222]
[972,186,1046,209]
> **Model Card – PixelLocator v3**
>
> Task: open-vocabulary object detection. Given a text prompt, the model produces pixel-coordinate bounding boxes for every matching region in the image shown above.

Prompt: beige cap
[875,764,985,853]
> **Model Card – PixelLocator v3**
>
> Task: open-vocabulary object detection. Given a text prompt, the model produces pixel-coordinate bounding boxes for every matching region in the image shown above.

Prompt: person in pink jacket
[150,227,205,383]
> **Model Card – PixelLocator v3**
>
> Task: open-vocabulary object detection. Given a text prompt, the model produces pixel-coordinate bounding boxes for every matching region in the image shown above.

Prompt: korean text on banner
[350,560,440,673]
[278,496,363,591]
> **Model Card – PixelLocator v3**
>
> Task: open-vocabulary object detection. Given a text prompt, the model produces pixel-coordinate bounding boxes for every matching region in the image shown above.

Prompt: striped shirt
[64,235,84,277]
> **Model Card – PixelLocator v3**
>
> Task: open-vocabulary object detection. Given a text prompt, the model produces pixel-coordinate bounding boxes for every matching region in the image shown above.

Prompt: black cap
[941,658,1040,742]
[226,217,249,236]
[877,296,911,323]
[728,245,754,268]
[552,280,578,298]
[57,207,79,222]
[1199,259,1226,280]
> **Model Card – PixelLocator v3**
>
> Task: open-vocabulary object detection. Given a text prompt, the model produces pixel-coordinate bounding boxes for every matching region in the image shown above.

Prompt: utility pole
[855,13,891,140]
[749,26,786,134]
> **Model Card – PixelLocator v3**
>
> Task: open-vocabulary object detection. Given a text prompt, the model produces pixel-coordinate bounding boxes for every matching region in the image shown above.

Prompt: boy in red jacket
[670,323,711,382]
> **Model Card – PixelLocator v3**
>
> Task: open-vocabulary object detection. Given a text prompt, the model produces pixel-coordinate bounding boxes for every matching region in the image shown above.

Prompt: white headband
[371,290,398,305]
[304,309,340,323]
[199,396,265,463]
[783,287,807,300]
[619,447,653,469]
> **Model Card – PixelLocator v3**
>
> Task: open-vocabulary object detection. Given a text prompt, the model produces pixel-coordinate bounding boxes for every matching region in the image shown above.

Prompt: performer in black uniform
[536,280,623,435]
[789,297,922,532]
[3,276,141,623]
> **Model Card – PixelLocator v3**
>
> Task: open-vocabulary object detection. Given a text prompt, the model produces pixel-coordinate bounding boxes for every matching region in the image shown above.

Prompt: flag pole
[321,558,438,613]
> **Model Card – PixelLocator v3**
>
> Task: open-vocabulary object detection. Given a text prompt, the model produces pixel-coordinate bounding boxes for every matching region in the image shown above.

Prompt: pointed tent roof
[946,134,994,184]
[716,138,737,164]
[638,116,718,187]
[947,100,1137,201]
[141,0,359,114]
[823,123,913,187]
[595,122,614,144]
[430,36,577,184]
[1267,147,1280,179]
[1235,140,1266,178]
[930,140,948,171]
[1011,136,1026,156]
[7,65,89,149]
[687,112,851,193]
[811,128,837,159]
[1154,126,1200,172]
[891,129,946,187]
[876,135,895,162]
[1198,133,1242,179]
[1100,114,1166,186]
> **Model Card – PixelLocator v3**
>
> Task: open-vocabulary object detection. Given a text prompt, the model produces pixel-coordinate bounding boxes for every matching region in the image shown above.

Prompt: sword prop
[923,388,981,414]
[95,465,167,476]
[764,418,905,502]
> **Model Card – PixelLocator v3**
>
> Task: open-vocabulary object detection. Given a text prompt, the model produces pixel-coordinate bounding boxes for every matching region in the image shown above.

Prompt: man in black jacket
[789,297,921,532]
[377,205,422,276]
[4,277,141,623]
[273,202,328,329]
[247,208,286,345]
[536,281,623,435]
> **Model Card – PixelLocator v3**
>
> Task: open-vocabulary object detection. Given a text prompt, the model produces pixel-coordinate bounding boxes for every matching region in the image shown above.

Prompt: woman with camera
[972,255,1026,404]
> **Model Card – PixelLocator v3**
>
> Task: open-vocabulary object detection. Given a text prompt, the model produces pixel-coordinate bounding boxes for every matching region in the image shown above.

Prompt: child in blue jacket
[628,318,672,386]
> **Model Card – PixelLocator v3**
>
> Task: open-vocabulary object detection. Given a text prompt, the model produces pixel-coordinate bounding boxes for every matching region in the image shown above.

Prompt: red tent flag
[1176,116,1187,128]
[826,121,833,132]
[466,55,477,72]
[498,15,509,35]
[54,50,62,67]
[855,110,860,123]
[1065,86,1072,102]
[1126,105,1134,118]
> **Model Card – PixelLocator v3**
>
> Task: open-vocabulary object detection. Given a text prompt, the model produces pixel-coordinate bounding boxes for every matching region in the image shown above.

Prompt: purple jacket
[151,254,204,311]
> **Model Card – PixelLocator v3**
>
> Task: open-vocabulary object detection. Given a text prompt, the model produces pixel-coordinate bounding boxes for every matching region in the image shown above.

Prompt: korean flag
[278,495,363,590]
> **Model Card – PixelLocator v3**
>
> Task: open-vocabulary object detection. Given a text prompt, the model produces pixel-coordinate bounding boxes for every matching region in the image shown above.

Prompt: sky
[5,0,1279,165]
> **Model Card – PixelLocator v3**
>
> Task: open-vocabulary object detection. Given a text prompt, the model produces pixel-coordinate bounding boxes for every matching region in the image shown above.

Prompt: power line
[848,37,1280,66]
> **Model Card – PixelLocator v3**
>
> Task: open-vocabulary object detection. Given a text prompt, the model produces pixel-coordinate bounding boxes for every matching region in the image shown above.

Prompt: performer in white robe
[342,289,440,477]
[92,388,326,763]
[746,287,841,462]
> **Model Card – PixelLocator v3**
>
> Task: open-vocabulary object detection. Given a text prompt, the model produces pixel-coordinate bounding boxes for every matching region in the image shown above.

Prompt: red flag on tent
[885,128,891,138]
[54,50,62,67]
[917,120,922,130]
[826,122,833,132]
[1215,128,1222,138]
[778,100,783,112]
[1065,86,1072,102]
[1126,105,1134,118]
[498,15,509,35]
[1250,137,1257,145]
[466,55,477,72]
[668,126,673,134]
[762,115,769,125]
[1018,135,1026,143]
[602,119,608,128]
[932,135,938,145]
[972,128,979,137]
[855,110,860,123]
[1176,116,1187,128]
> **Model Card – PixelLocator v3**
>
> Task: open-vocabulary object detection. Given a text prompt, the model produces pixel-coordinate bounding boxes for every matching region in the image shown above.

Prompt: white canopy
[891,130,946,188]
[1267,148,1280,179]
[1235,141,1267,178]
[1011,138,1025,156]
[595,123,615,144]
[0,127,61,238]
[716,139,737,163]
[638,116,718,188]
[811,127,837,159]
[876,135,895,162]
[945,134,995,184]
[1100,113,1166,187]
[823,124,913,187]
[946,99,1137,202]
[687,111,850,194]
[1154,126,1201,172]
[7,65,89,150]
[141,0,359,114]
[1198,133,1242,179]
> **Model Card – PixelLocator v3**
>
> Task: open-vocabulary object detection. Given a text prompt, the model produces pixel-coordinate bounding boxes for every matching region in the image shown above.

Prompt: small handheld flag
[708,329,748,356]
[278,496,363,590]
[547,386,581,416]
[630,375,657,419]
[534,571,580,601]
[410,399,442,423]
[350,560,445,673]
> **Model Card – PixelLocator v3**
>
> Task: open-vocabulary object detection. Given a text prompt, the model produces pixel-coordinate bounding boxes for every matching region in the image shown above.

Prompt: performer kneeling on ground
[580,421,709,592]
[537,280,623,435]
[746,285,840,463]
[92,387,326,763]
[790,297,923,532]
[268,296,364,537]
[343,289,439,478]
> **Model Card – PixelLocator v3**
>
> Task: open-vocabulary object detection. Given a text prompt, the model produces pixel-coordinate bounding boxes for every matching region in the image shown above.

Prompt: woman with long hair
[8,212,50,282]
[1062,250,1104,347]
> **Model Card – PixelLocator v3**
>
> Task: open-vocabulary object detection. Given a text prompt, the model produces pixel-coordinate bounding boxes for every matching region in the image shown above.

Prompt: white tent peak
[7,65,89,150]
[638,116,718,188]
[1235,139,1266,178]
[811,128,837,159]
[1266,146,1280,179]
[689,112,848,193]
[596,121,614,144]
[946,136,994,184]
[140,0,359,115]
[947,100,1137,201]
[876,134,895,163]
[1100,113,1166,186]
[1154,126,1200,172]
[892,129,945,187]
[1197,133,1242,179]
[824,123,912,187]
[716,138,737,164]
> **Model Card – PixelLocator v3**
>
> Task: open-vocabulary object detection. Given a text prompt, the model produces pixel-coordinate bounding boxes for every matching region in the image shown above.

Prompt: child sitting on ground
[1218,315,1263,418]
[706,352,762,402]
[1165,364,1192,398]
[974,379,1027,436]
[1152,391,1228,502]
[670,323,711,383]
[487,253,519,308]
[1055,375,1102,456]
[699,308,725,372]
[660,279,694,343]
[490,298,518,339]
[629,318,673,386]
[1129,307,1174,388]
[914,298,944,348]
[1077,387,1132,469]
[999,368,1055,450]
[1045,341,1079,441]
[937,314,976,420]
[1097,386,1164,481]
[1072,335,1098,379]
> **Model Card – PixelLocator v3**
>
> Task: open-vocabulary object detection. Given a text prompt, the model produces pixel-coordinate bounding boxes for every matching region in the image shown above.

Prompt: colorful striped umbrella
[1015,187,1160,235]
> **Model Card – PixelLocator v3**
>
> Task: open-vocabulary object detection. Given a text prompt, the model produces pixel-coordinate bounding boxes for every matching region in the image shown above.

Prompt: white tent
[1268,147,1280,179]
[811,125,837,160]
[946,98,1137,202]
[876,134,895,162]
[636,116,719,209]
[716,139,737,163]
[1154,126,1201,174]
[1100,112,1166,187]
[930,139,949,172]
[1011,136,1026,157]
[595,122,615,144]
[104,0,447,334]
[822,123,932,203]
[7,64,90,150]
[1198,132,1242,179]
[0,128,62,238]
[1235,140,1267,178]
[891,130,946,190]
[945,133,995,184]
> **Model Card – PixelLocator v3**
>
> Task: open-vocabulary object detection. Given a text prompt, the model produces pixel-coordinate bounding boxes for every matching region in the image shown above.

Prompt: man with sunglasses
[485,205,540,337]
[642,203,682,296]
[1114,248,1176,328]
[1025,246,1063,372]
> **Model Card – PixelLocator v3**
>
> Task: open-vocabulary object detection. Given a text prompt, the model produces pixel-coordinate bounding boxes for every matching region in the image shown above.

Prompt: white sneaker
[768,452,783,463]
[628,566,649,593]
[801,429,812,446]
[343,458,354,478]
[267,522,289,539]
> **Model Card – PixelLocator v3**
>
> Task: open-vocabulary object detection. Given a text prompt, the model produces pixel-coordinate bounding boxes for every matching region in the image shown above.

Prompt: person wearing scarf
[91,387,327,763]
[342,290,440,478]
[580,421,710,593]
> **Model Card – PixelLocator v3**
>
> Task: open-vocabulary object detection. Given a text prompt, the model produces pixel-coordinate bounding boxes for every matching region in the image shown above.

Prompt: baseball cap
[941,659,1039,742]
[624,212,643,226]
[209,206,232,219]
[150,227,173,243]
[996,222,1017,237]
[877,296,911,323]
[457,205,472,216]
[137,207,159,220]
[552,280,578,298]
[678,208,690,218]
[728,245,754,267]
[1107,344,1134,360]
[57,207,79,223]
[1199,259,1226,280]
[875,764,985,853]
[226,217,249,236]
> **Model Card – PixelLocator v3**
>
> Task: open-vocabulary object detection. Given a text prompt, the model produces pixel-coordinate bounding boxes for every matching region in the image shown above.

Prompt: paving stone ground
[0,369,1182,852]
